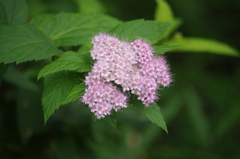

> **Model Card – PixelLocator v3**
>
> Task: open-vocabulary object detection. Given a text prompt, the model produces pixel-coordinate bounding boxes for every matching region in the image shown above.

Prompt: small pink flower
[81,33,172,119]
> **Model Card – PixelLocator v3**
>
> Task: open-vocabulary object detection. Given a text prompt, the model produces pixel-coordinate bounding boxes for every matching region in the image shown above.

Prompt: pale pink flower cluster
[81,33,172,119]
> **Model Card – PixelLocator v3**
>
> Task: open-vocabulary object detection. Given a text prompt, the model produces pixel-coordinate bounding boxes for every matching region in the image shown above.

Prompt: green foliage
[42,71,82,123]
[30,12,122,46]
[154,44,179,55]
[166,36,239,56]
[38,51,92,80]
[0,24,62,64]
[0,0,27,25]
[62,83,86,105]
[110,19,172,43]
[74,0,106,13]
[16,88,44,142]
[155,0,174,22]
[132,100,168,133]
[0,63,8,79]
[101,114,117,129]
[3,65,39,92]
[1,1,240,158]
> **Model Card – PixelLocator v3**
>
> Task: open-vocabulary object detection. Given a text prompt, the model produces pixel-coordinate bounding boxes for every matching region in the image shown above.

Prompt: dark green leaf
[30,12,122,46]
[17,88,44,142]
[0,63,8,79]
[110,19,172,43]
[3,65,39,92]
[42,71,81,123]
[0,24,62,64]
[183,87,209,146]
[62,83,86,105]
[0,0,28,25]
[38,51,92,80]
[132,99,168,132]
[101,114,117,129]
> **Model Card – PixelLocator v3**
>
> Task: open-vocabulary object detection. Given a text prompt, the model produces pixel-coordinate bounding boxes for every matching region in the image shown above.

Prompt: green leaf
[30,12,122,47]
[110,19,172,44]
[16,88,44,142]
[42,71,81,123]
[38,51,92,80]
[0,0,28,25]
[62,83,86,105]
[100,114,117,129]
[183,87,209,146]
[0,24,62,64]
[77,42,92,55]
[155,0,174,22]
[0,63,8,79]
[132,100,168,132]
[154,44,179,55]
[74,0,106,13]
[3,65,40,92]
[166,36,239,56]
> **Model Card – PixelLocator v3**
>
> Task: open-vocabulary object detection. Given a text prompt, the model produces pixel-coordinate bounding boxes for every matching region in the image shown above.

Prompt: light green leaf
[3,65,39,92]
[166,37,239,56]
[38,51,92,80]
[30,12,122,47]
[155,0,174,22]
[0,24,62,64]
[74,0,106,13]
[42,71,81,123]
[132,100,168,132]
[110,19,172,44]
[62,83,86,105]
[154,44,179,55]
[0,0,28,25]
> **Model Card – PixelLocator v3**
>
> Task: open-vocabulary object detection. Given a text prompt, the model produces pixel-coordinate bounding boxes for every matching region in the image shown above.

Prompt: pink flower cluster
[81,33,172,119]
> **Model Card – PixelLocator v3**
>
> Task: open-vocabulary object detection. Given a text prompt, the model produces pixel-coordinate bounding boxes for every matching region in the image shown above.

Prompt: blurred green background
[1,0,240,158]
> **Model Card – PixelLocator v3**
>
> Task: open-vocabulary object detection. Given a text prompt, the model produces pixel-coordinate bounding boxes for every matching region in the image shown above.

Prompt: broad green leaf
[42,71,81,123]
[30,12,122,47]
[154,44,179,55]
[62,83,86,105]
[74,0,106,13]
[132,100,168,132]
[110,19,172,44]
[0,0,28,25]
[155,0,174,22]
[3,65,39,92]
[166,37,239,56]
[38,51,92,80]
[0,24,62,64]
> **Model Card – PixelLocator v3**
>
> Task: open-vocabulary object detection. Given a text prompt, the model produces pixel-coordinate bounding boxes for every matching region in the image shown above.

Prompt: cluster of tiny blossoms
[81,33,172,119]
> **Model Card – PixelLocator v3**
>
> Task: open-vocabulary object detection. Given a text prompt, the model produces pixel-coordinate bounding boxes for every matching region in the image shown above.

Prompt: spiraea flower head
[81,33,172,119]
